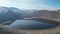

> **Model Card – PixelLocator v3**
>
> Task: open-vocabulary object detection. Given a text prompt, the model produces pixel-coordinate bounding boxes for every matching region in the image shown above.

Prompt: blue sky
[0,0,60,10]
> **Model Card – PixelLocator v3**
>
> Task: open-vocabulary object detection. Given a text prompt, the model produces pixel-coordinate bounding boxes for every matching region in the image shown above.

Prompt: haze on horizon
[0,0,60,10]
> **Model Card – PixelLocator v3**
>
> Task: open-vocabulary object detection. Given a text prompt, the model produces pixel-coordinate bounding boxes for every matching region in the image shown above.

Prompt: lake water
[6,20,58,30]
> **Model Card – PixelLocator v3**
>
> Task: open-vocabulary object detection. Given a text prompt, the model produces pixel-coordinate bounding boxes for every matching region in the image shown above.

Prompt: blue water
[7,20,58,29]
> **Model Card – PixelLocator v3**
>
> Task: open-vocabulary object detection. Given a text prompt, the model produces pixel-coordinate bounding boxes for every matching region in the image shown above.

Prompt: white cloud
[0,0,14,7]
[0,0,59,10]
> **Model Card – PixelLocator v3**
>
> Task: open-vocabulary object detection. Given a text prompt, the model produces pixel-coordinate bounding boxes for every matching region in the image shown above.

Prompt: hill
[0,7,24,24]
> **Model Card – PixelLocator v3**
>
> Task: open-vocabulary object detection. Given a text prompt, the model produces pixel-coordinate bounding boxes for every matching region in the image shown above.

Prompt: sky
[0,0,60,10]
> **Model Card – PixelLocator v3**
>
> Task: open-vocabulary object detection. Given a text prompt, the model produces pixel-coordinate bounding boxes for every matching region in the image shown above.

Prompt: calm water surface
[7,20,58,30]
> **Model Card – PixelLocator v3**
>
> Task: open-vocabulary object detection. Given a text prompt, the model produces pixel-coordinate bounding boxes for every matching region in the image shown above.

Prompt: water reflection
[6,20,58,30]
